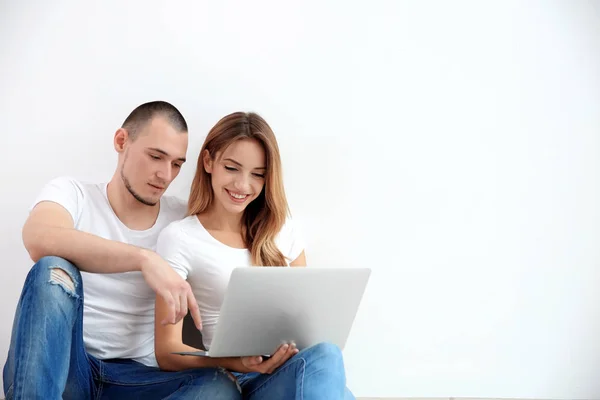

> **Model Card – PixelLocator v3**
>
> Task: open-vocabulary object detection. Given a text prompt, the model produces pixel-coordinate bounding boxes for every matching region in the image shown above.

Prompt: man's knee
[50,267,76,292]
[28,256,82,299]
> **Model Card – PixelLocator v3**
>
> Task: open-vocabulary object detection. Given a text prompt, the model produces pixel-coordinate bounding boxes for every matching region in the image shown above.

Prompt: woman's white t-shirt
[155,215,305,350]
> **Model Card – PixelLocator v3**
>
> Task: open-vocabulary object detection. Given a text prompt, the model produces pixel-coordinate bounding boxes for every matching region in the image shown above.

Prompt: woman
[154,111,354,399]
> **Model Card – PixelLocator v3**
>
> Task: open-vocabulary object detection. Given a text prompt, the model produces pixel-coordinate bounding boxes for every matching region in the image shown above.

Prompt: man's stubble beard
[120,155,159,207]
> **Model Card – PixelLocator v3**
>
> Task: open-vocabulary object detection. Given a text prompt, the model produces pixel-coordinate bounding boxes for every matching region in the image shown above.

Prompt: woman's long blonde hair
[188,112,290,266]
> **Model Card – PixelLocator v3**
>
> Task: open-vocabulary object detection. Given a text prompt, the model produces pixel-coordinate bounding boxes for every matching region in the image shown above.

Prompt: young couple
[2,101,354,399]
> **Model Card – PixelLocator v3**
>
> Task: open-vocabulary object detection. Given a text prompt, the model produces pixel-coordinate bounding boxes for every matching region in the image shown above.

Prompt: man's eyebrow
[148,147,186,162]
[224,158,265,170]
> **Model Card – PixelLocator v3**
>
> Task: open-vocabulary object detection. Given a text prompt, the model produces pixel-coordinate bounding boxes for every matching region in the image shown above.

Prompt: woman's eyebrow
[224,158,265,170]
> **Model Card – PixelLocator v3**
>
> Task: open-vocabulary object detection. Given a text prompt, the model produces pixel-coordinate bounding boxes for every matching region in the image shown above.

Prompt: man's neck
[106,176,160,231]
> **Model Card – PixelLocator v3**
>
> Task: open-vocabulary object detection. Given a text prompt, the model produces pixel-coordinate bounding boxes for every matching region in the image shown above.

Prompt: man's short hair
[121,101,188,140]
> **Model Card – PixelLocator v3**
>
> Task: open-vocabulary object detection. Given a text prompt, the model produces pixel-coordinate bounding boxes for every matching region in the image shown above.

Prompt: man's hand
[240,343,299,374]
[140,249,202,330]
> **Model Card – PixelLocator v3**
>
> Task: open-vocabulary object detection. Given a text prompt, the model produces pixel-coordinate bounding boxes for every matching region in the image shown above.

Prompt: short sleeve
[277,217,305,263]
[156,222,192,280]
[31,176,85,226]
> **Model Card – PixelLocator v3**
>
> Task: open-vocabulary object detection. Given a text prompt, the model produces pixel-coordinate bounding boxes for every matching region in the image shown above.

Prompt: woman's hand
[240,343,299,374]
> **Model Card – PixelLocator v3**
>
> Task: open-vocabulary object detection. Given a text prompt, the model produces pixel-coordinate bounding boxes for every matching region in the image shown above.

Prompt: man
[2,101,241,399]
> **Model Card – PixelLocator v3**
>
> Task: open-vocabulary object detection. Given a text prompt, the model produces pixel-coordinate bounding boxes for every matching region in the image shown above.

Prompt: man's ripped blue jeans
[2,256,241,399]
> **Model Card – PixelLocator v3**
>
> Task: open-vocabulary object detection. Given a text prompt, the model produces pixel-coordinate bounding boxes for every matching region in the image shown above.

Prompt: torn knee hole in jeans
[49,267,76,295]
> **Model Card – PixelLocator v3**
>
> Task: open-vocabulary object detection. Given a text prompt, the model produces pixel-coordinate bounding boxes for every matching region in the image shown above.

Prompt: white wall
[1,0,599,398]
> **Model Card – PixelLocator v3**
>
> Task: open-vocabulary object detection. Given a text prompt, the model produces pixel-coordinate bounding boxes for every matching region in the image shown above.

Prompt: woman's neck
[200,202,244,232]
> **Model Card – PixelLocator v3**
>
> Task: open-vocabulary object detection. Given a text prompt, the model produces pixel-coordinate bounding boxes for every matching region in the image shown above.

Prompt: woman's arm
[153,226,238,371]
[154,294,244,372]
[289,250,306,267]
[154,294,298,372]
[154,293,299,372]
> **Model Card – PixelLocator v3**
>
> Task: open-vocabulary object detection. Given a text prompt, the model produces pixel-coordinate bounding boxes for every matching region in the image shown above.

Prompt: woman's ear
[203,149,213,173]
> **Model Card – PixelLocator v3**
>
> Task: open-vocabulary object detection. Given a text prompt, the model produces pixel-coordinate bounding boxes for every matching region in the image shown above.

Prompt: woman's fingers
[242,343,299,374]
[266,342,297,373]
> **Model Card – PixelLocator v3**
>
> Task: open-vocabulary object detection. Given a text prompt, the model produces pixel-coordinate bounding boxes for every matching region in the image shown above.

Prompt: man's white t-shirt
[30,176,187,367]
[155,215,305,350]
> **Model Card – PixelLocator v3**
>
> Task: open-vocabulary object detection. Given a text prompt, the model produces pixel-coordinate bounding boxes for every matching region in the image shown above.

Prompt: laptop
[174,267,371,358]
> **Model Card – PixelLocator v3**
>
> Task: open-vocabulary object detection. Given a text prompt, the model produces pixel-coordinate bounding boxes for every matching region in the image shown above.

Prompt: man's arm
[23,201,148,272]
[23,201,202,329]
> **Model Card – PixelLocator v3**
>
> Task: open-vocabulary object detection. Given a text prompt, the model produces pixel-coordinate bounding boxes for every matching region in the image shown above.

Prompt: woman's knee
[298,342,346,376]
[304,342,343,362]
[28,256,83,300]
[189,368,242,400]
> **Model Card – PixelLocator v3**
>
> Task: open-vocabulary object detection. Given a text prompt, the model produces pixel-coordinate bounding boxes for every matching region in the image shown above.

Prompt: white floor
[357,398,555,400]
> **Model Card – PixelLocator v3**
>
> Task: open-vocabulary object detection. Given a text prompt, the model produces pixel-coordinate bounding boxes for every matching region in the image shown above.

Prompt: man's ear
[203,149,213,173]
[114,128,129,153]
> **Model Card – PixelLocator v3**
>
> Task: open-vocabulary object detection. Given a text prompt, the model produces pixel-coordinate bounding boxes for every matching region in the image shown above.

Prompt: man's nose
[156,164,172,182]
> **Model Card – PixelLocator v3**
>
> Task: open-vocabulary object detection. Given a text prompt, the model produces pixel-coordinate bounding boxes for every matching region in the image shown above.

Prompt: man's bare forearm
[23,224,149,273]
